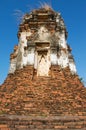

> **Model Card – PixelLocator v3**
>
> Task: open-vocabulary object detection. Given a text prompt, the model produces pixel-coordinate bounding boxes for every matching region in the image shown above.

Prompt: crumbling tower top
[9,7,76,76]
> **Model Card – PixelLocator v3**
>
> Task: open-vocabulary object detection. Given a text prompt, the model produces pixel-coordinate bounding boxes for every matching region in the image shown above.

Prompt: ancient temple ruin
[9,7,76,76]
[0,6,86,130]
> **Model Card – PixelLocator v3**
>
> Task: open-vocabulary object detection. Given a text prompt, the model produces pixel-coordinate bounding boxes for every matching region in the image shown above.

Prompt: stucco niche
[35,42,50,76]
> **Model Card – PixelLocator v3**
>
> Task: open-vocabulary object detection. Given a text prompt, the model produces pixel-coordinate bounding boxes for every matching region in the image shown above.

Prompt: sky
[0,0,86,86]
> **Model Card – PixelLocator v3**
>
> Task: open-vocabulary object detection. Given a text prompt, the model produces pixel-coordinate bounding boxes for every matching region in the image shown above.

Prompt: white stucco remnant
[27,53,35,65]
[37,50,50,76]
[16,40,24,69]
[38,26,50,41]
[9,59,17,73]
[69,61,77,74]
[20,32,27,46]
[59,32,67,49]
[51,53,58,65]
[23,56,28,66]
[34,52,38,69]
[20,32,32,46]
[58,50,69,68]
[14,31,32,69]
[56,18,59,23]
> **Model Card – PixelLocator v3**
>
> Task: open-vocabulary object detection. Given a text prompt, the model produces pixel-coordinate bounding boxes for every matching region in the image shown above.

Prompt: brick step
[0,115,86,130]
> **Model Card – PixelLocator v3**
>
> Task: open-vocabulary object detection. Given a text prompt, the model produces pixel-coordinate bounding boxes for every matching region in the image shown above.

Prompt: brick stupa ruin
[0,6,86,130]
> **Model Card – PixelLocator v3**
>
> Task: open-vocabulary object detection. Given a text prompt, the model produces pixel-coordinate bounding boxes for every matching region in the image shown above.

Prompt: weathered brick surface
[0,65,86,116]
[0,65,86,129]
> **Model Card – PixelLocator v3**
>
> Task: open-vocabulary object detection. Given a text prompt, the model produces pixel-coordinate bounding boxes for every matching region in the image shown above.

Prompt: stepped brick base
[0,115,86,130]
[0,65,86,129]
[0,65,86,116]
